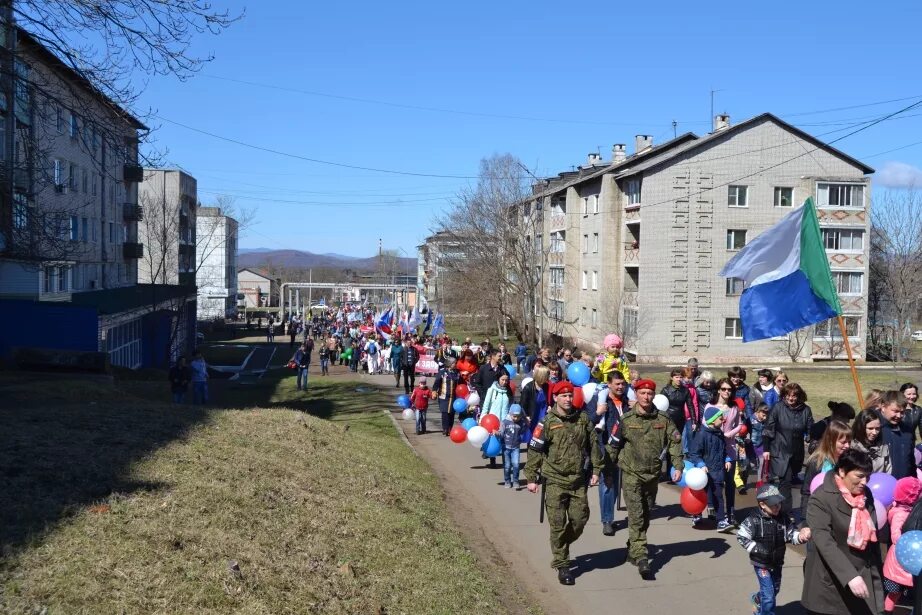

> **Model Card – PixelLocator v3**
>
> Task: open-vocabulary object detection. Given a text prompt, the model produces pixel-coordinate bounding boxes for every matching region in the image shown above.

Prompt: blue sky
[137,0,922,257]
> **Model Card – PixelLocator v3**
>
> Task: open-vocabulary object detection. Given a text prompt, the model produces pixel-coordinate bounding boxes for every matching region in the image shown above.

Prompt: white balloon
[685,467,708,491]
[467,425,489,447]
[521,377,534,390]
[653,394,670,413]
[627,387,637,402]
[466,392,481,408]
[582,383,597,404]
[401,408,414,421]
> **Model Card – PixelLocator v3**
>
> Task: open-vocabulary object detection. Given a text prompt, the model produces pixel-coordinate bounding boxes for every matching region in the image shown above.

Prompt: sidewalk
[367,374,805,615]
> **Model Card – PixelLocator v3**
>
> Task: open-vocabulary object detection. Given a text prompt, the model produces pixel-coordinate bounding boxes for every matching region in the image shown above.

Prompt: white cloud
[876,161,922,189]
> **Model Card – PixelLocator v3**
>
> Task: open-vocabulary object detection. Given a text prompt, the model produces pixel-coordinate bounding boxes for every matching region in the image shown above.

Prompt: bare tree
[868,189,922,364]
[434,154,552,343]
[775,326,811,363]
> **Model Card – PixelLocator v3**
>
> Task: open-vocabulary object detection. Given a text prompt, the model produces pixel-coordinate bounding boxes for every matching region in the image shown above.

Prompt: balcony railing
[123,164,143,183]
[123,203,143,221]
[123,242,144,259]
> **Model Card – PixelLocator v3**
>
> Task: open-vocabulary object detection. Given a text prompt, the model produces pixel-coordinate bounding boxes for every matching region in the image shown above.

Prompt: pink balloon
[917,468,922,482]
[874,499,888,529]
[916,448,922,465]
[810,471,827,494]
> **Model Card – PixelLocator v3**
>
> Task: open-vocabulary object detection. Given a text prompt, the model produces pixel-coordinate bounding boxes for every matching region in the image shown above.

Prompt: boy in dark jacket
[737,484,811,615]
[688,406,731,529]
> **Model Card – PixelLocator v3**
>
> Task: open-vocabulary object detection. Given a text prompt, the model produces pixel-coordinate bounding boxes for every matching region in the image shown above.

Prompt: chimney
[634,135,653,153]
[612,144,627,163]
[586,152,602,166]
[714,114,731,131]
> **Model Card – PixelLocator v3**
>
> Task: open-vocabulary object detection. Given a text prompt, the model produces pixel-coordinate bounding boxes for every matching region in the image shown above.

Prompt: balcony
[178,243,196,256]
[123,203,143,221]
[123,164,143,183]
[123,242,144,259]
[624,241,640,265]
[178,272,196,287]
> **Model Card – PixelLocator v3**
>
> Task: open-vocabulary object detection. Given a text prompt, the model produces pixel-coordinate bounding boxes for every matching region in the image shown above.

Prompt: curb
[384,408,419,457]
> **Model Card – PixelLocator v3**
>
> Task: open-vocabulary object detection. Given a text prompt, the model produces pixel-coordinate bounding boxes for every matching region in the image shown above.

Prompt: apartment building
[195,206,238,320]
[417,230,468,313]
[137,168,198,287]
[0,28,197,369]
[534,113,873,362]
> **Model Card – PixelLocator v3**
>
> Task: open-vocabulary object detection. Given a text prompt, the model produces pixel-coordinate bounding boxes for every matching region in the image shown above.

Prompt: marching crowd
[220,306,922,615]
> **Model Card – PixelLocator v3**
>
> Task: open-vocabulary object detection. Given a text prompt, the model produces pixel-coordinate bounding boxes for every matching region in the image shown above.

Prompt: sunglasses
[719,387,733,392]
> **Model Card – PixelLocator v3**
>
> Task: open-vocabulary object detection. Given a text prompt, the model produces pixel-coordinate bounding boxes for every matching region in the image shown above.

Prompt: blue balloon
[397,394,411,409]
[461,417,477,431]
[505,364,517,378]
[520,428,532,444]
[896,530,922,576]
[452,397,468,413]
[567,362,590,387]
[695,460,707,469]
[484,434,502,457]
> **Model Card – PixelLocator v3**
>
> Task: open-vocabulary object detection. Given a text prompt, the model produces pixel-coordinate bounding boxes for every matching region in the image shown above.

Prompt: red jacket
[410,386,431,410]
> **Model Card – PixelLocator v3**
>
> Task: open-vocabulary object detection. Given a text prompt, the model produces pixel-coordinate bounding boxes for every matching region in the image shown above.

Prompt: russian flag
[720,197,841,342]
[375,307,393,337]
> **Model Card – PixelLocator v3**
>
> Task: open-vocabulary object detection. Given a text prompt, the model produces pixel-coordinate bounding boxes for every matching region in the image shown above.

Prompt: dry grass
[0,370,506,614]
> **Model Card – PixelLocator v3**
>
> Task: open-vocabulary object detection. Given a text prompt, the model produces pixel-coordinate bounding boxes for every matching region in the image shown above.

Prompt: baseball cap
[756,484,785,506]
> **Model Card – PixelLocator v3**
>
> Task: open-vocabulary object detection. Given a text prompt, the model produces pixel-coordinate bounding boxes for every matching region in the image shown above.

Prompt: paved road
[367,374,806,615]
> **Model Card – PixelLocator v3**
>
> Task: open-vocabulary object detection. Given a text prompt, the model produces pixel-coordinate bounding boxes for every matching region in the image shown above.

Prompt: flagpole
[836,315,864,408]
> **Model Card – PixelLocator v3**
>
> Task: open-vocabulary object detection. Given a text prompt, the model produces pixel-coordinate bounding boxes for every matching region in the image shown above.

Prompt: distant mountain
[238,247,275,255]
[237,249,415,273]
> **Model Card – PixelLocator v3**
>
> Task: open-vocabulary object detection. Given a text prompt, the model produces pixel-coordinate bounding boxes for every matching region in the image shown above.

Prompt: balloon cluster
[678,462,710,515]
[401,385,497,446]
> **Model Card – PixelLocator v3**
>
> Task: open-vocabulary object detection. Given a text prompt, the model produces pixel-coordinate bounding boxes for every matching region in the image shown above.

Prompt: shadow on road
[650,537,731,572]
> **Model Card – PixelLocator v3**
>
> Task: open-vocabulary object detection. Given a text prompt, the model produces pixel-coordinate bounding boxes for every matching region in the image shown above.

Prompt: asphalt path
[368,373,806,615]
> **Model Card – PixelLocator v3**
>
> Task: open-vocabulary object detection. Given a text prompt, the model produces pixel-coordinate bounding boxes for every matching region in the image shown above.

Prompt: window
[92,219,97,242]
[581,307,587,326]
[12,192,26,229]
[623,308,638,337]
[109,222,114,243]
[535,234,542,254]
[591,308,598,328]
[822,228,864,251]
[726,277,745,296]
[625,179,641,205]
[70,215,79,240]
[591,270,598,290]
[582,234,588,254]
[815,316,860,338]
[53,159,62,186]
[726,229,747,250]
[581,197,588,215]
[69,111,78,138]
[82,168,88,193]
[550,299,565,321]
[56,106,65,133]
[81,217,88,241]
[550,231,565,253]
[725,318,743,339]
[833,271,863,295]
[817,183,864,209]
[69,163,77,190]
[549,266,564,288]
[774,187,793,207]
[592,195,599,214]
[92,126,99,155]
[43,265,70,294]
[592,232,599,253]
[550,197,566,215]
[728,185,748,207]
[582,270,588,290]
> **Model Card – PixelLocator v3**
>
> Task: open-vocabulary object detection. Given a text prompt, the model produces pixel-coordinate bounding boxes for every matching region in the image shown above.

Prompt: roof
[238,268,274,282]
[530,132,699,201]
[615,113,875,178]
[17,28,147,131]
[70,284,194,315]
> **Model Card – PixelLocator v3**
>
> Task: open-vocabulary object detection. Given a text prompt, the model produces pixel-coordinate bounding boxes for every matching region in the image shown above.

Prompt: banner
[415,346,439,375]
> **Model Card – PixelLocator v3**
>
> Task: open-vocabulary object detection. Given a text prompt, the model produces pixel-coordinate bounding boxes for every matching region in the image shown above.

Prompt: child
[883,477,922,613]
[410,377,431,435]
[751,404,770,488]
[688,405,731,529]
[591,333,630,384]
[500,406,524,488]
[189,351,209,405]
[737,484,810,615]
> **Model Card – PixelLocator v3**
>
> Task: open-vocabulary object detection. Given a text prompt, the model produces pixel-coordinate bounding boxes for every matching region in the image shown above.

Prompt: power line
[197,189,445,208]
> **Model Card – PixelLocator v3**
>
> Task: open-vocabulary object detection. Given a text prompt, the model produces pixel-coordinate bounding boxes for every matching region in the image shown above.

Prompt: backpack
[368,342,377,355]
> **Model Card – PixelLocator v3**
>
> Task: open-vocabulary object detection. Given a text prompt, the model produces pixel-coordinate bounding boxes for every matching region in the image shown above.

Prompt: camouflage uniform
[524,407,603,570]
[607,407,684,563]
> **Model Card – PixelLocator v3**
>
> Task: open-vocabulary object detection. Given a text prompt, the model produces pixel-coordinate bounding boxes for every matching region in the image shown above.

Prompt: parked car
[912,330,922,341]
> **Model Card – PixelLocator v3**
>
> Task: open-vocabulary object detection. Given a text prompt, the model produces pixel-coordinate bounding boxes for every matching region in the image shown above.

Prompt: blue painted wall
[0,299,98,359]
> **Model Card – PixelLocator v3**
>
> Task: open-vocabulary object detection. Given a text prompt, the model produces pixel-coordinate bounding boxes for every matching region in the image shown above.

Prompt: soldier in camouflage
[606,378,683,579]
[525,380,603,585]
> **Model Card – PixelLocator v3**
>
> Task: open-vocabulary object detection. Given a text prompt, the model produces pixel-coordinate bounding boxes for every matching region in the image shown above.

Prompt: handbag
[287,359,297,370]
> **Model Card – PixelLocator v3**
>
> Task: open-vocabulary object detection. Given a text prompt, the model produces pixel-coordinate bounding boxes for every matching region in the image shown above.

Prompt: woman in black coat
[761,382,814,521]
[802,448,884,615]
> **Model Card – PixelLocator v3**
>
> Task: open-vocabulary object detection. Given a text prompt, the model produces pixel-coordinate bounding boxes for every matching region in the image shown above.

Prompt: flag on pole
[719,197,841,342]
[431,313,445,336]
[408,305,421,330]
[422,308,433,335]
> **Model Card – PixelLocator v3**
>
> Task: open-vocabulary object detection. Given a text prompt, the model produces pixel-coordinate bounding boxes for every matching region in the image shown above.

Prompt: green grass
[0,368,507,614]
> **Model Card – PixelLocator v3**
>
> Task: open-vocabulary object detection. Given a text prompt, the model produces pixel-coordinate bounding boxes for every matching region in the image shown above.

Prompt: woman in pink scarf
[802,448,884,615]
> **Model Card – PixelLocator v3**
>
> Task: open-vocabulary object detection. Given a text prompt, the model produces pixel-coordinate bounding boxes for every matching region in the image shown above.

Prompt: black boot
[602,522,615,536]
[637,558,654,580]
[557,568,575,585]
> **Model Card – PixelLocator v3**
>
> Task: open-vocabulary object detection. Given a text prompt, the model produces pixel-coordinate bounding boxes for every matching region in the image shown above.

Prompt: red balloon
[508,380,516,396]
[449,425,467,443]
[572,387,585,408]
[480,414,500,434]
[680,487,708,515]
[456,383,470,399]
[739,424,749,437]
